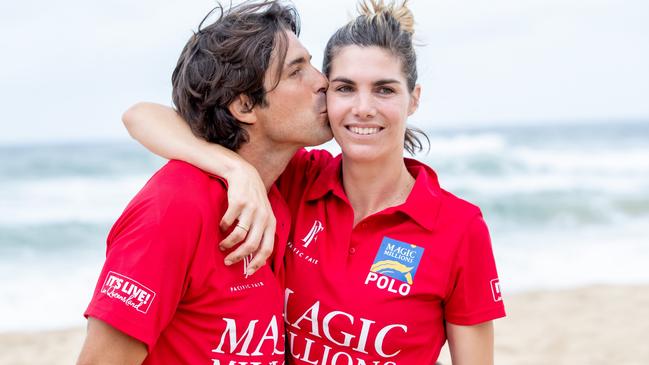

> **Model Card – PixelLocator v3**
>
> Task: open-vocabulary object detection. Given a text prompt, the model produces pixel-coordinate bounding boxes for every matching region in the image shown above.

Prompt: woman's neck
[341,154,415,226]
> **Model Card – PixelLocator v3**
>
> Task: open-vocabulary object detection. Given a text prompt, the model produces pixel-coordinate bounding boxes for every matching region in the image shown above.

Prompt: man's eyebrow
[285,54,312,69]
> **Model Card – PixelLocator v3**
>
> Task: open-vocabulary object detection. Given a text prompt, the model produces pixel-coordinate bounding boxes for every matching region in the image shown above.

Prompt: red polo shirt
[276,149,505,364]
[85,160,288,365]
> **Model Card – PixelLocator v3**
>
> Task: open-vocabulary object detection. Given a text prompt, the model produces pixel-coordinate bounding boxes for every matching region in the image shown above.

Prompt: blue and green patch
[370,237,424,285]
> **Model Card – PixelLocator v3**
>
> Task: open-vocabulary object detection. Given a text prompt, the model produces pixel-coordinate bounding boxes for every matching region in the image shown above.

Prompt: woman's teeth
[349,126,380,135]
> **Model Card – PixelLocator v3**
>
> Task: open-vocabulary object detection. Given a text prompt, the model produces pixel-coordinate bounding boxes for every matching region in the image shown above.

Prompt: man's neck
[237,141,299,192]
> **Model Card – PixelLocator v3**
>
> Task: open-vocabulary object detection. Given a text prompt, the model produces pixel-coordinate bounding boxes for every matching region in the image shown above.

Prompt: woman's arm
[122,102,274,275]
[446,321,495,365]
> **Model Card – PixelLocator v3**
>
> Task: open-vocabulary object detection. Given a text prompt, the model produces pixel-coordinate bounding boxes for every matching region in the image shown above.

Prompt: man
[77,1,331,364]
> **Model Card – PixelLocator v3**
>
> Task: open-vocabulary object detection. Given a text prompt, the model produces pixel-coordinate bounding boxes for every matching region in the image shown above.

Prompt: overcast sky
[1,0,648,144]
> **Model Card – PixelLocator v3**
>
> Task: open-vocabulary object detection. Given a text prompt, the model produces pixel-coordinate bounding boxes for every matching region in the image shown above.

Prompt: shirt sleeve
[276,148,333,202]
[84,194,205,351]
[444,214,506,325]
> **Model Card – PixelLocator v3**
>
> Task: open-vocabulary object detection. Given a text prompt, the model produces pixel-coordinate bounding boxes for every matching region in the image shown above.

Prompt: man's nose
[314,69,328,94]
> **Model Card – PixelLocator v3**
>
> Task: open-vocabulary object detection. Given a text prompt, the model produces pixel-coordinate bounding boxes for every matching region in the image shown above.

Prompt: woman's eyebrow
[374,79,400,86]
[330,77,355,84]
[330,77,400,86]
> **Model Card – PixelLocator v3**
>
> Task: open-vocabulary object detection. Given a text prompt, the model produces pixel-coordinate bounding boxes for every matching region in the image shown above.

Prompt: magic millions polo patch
[364,237,424,296]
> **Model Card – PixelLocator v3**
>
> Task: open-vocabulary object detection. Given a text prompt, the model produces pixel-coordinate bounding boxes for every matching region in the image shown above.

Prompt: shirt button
[349,247,356,255]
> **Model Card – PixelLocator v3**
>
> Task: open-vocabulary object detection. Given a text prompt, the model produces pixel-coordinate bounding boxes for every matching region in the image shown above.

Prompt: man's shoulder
[154,160,225,186]
[151,160,225,193]
[131,160,227,215]
[108,161,228,243]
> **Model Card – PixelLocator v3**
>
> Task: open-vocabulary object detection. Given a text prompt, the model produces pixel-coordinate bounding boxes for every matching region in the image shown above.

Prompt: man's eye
[290,68,302,77]
[336,85,353,92]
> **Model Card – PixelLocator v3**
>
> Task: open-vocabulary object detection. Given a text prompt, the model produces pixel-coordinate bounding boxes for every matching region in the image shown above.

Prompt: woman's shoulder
[406,158,483,224]
[439,188,482,220]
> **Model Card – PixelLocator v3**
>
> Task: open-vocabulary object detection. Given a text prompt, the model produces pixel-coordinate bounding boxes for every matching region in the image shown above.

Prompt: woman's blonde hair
[357,0,415,34]
[322,0,428,155]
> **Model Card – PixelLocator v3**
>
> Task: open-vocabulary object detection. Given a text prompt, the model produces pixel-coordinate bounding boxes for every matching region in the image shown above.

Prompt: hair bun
[357,0,415,34]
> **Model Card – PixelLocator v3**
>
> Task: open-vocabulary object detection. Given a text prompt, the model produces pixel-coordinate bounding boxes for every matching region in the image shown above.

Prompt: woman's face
[326,45,420,163]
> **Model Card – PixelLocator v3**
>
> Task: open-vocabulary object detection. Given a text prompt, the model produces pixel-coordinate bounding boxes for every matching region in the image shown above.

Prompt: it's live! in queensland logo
[100,271,156,314]
[365,237,424,297]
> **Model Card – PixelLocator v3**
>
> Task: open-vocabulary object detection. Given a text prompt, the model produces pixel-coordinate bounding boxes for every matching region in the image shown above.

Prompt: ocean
[1,121,648,331]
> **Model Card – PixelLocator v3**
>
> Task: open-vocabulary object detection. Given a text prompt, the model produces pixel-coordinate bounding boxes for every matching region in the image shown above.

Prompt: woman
[124,1,505,363]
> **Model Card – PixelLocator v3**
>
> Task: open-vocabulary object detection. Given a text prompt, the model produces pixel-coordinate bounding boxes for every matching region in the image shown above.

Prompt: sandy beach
[2,285,648,365]
[437,284,649,365]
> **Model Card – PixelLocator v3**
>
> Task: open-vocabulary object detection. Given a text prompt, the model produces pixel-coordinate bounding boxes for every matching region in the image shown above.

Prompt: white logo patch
[100,271,156,313]
[490,278,502,302]
[301,220,323,248]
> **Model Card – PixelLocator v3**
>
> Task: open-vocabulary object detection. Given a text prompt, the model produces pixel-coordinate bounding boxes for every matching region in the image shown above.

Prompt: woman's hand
[220,161,276,276]
[122,102,276,275]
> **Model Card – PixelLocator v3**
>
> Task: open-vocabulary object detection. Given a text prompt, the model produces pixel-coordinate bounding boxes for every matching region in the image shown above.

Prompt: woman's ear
[228,94,257,125]
[408,84,421,116]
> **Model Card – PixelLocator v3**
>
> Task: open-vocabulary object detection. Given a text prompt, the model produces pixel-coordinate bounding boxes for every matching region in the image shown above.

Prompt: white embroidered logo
[490,278,502,302]
[243,254,253,278]
[100,271,156,313]
[301,220,324,248]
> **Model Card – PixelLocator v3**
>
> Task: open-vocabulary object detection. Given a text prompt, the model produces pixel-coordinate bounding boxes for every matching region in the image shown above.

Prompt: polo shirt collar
[306,155,442,231]
[397,158,442,231]
[305,154,347,202]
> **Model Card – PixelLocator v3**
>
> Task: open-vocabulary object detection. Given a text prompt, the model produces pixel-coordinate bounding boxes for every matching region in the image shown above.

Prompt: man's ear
[228,94,257,125]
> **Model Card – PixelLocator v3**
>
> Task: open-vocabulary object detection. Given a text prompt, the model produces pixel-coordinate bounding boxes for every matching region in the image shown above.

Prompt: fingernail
[224,259,232,265]
[219,245,226,251]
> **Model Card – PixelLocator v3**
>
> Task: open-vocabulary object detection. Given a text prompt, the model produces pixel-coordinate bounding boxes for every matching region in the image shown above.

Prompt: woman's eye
[377,87,395,95]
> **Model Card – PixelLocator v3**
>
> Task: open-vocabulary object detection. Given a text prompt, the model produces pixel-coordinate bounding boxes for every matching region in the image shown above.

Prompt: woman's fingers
[219,207,253,251]
[220,195,245,232]
[244,217,277,275]
[218,161,276,268]
[224,218,265,266]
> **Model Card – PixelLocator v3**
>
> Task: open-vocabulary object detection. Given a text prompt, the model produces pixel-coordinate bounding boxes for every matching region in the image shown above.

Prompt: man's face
[252,30,333,148]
